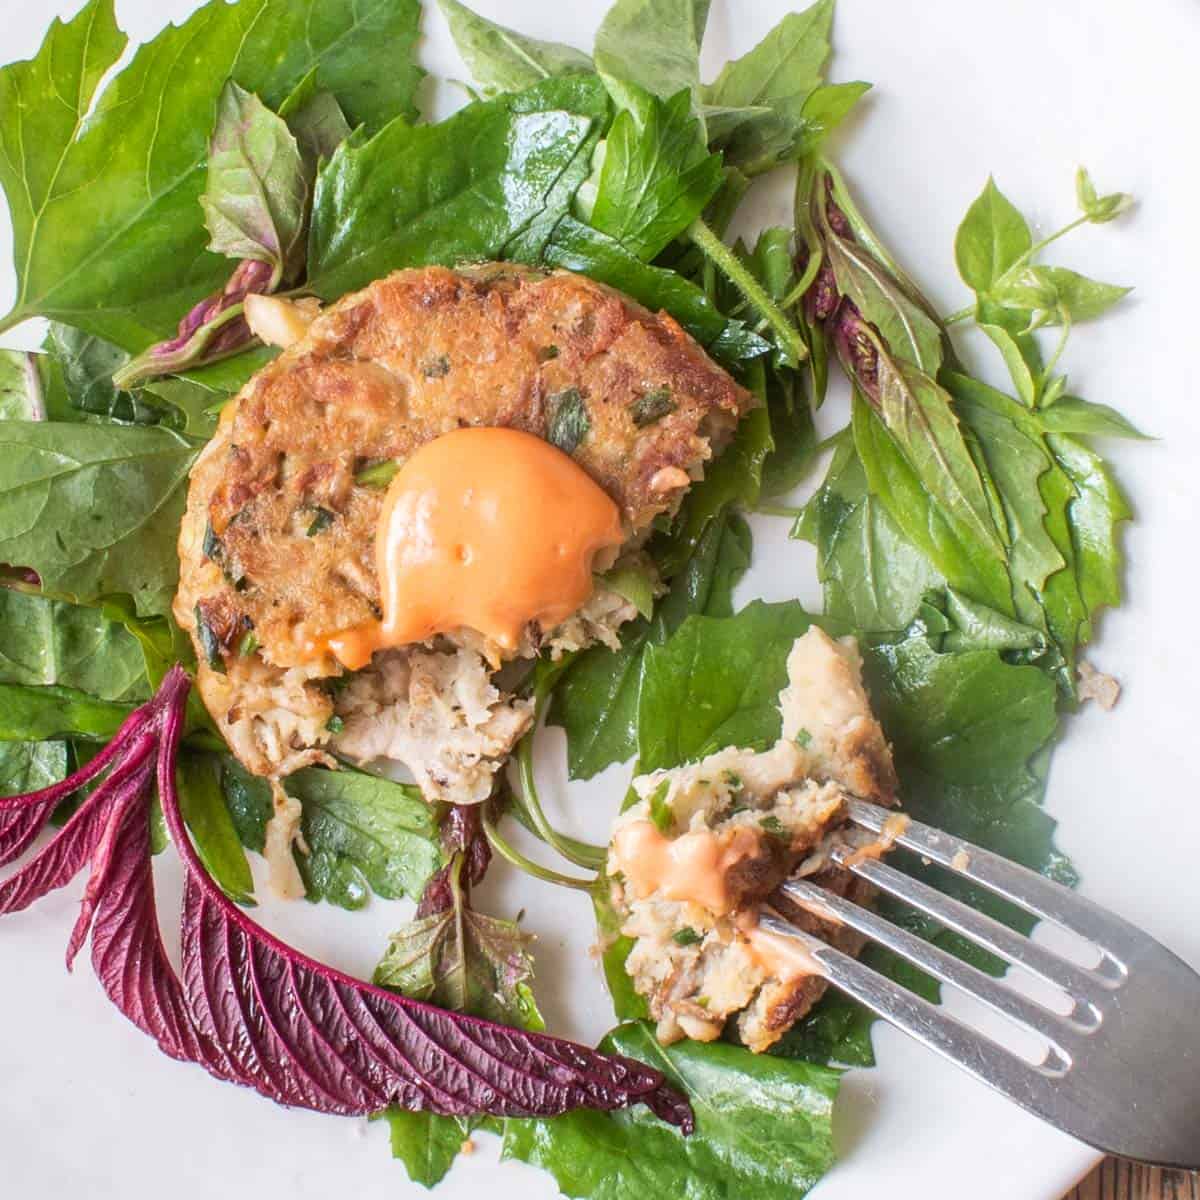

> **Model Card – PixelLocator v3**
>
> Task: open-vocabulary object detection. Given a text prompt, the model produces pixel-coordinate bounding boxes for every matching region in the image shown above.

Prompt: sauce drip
[610,821,762,914]
[740,913,827,982]
[325,427,624,670]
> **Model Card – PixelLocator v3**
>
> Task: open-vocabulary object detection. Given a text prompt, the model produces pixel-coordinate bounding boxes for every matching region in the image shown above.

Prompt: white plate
[2,1,1198,1197]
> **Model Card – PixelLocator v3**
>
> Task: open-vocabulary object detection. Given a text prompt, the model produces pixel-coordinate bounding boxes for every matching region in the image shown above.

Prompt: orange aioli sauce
[739,912,827,982]
[610,820,763,914]
[323,427,625,671]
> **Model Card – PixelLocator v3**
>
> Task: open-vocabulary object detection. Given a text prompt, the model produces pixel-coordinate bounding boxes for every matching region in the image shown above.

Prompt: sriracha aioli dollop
[325,427,624,670]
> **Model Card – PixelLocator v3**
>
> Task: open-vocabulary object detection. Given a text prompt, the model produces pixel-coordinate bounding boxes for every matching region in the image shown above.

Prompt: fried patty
[176,265,752,788]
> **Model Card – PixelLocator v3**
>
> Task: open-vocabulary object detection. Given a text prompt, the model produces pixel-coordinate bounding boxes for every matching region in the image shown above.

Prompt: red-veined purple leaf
[0,665,693,1132]
[0,732,154,918]
[0,804,57,867]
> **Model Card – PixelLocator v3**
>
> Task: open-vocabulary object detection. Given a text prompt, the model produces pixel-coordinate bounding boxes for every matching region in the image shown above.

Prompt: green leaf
[0,682,133,743]
[221,758,442,909]
[599,562,658,619]
[978,321,1038,407]
[594,0,711,107]
[176,752,255,905]
[0,422,197,616]
[1075,166,1134,224]
[0,351,51,420]
[278,70,353,172]
[541,216,769,362]
[1035,396,1150,440]
[549,507,751,778]
[438,0,593,95]
[201,81,308,287]
[175,346,280,395]
[0,739,68,798]
[819,205,944,374]
[797,433,942,631]
[1028,267,1131,324]
[308,76,609,299]
[0,589,148,701]
[954,177,1032,295]
[590,85,722,261]
[767,991,875,1067]
[0,0,424,351]
[140,378,221,439]
[863,354,1009,597]
[383,1110,481,1189]
[376,857,544,1030]
[502,1021,840,1200]
[637,600,825,771]
[760,364,817,498]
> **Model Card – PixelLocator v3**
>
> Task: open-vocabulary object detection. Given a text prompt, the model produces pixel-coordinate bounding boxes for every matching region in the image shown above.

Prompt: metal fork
[764,799,1200,1169]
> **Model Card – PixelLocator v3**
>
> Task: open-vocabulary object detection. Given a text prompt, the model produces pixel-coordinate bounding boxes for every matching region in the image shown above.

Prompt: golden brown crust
[175,265,752,779]
[176,265,749,677]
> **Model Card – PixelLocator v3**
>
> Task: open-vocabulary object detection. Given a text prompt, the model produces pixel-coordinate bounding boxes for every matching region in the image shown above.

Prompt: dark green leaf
[384,1110,481,1189]
[549,507,751,778]
[0,739,68,799]
[221,758,442,909]
[760,364,817,497]
[278,70,353,172]
[541,216,769,362]
[201,81,308,286]
[0,420,198,618]
[308,76,609,299]
[547,388,590,454]
[438,0,593,95]
[0,589,148,701]
[0,682,132,743]
[954,177,1032,295]
[176,752,255,905]
[502,1021,840,1200]
[0,0,424,350]
[590,85,722,261]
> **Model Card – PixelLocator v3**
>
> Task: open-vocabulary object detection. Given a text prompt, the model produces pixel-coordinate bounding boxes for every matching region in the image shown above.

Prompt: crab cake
[175,264,753,801]
[606,627,899,1053]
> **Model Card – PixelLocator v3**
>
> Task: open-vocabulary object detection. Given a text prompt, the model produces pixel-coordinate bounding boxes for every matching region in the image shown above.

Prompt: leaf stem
[756,502,804,518]
[687,217,808,365]
[481,807,597,891]
[943,305,975,326]
[515,733,606,870]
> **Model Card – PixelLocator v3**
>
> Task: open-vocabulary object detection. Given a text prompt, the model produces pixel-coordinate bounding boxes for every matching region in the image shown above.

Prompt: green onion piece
[325,714,345,735]
[648,779,673,834]
[356,459,400,489]
[794,728,813,747]
[760,814,786,836]
[194,606,226,674]
[547,388,589,454]
[629,388,676,428]
[421,354,451,378]
[673,927,703,946]
[306,507,335,536]
[537,344,560,362]
[237,630,259,658]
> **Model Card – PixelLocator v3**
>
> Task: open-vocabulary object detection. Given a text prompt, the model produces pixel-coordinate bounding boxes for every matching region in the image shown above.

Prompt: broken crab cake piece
[606,626,898,1053]
[175,264,752,803]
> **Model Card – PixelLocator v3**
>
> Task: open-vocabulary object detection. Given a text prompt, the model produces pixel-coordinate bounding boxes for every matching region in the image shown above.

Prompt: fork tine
[776,879,1088,1050]
[846,800,1132,973]
[757,912,1061,1084]
[834,853,1109,1011]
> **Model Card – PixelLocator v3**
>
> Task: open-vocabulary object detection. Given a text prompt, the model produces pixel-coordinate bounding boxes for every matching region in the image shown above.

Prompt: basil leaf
[594,0,711,107]
[954,176,1033,295]
[438,0,593,95]
[548,388,590,454]
[308,76,609,298]
[503,1021,840,1200]
[1028,266,1132,324]
[590,84,722,261]
[277,69,353,172]
[0,0,423,351]
[0,422,197,617]
[201,81,308,287]
[628,388,676,428]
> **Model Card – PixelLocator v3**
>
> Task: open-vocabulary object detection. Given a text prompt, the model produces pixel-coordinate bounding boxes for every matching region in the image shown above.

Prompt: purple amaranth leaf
[0,667,695,1131]
[112,259,273,390]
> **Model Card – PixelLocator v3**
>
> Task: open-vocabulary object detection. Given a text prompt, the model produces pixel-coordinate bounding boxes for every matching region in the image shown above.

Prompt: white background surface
[1,1,1198,1198]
